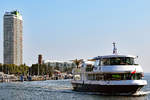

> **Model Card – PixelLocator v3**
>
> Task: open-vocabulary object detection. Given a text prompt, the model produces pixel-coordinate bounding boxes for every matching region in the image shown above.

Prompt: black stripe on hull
[72,83,144,94]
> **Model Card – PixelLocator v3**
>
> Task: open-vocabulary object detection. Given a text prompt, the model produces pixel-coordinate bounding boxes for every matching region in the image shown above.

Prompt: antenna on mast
[113,42,117,55]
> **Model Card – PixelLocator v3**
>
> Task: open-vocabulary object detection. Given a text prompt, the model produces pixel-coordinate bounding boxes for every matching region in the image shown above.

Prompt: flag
[131,69,136,74]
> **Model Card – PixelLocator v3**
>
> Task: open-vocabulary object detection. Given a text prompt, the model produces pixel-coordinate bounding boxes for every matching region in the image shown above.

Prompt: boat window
[87,74,103,80]
[94,60,100,66]
[102,57,135,65]
[96,74,103,80]
[86,65,93,72]
[87,73,142,81]
[103,73,142,80]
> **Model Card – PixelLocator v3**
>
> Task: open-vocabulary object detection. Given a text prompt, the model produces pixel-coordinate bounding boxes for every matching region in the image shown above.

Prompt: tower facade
[3,11,23,65]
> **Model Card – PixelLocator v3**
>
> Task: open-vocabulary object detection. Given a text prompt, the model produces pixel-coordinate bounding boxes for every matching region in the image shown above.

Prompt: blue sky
[0,0,150,72]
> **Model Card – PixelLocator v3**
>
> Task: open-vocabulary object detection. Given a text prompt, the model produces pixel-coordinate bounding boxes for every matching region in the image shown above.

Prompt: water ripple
[0,77,149,100]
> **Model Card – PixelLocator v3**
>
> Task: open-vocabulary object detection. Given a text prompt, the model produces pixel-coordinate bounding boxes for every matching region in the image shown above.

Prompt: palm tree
[72,59,83,68]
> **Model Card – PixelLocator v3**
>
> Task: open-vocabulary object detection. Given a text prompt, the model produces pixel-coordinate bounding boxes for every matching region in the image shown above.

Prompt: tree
[72,59,83,68]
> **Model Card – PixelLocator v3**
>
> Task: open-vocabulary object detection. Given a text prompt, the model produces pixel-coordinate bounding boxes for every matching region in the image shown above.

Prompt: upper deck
[92,55,137,60]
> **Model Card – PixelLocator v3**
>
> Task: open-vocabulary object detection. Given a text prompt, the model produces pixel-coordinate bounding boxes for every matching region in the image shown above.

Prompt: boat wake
[132,91,150,96]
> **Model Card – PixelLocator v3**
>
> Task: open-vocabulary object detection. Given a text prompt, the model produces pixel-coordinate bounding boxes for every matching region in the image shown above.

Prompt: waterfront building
[43,60,76,72]
[3,11,23,65]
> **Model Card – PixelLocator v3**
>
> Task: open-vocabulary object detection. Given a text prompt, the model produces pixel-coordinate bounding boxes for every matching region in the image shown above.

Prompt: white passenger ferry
[71,43,147,95]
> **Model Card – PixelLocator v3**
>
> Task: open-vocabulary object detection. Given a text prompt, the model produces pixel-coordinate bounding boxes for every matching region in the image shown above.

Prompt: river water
[0,74,149,100]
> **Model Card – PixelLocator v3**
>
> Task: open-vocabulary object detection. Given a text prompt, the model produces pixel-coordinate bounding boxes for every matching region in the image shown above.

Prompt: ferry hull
[72,82,145,94]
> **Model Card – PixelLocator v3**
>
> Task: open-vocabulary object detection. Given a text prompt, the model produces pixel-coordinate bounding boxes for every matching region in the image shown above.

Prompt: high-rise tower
[3,11,23,65]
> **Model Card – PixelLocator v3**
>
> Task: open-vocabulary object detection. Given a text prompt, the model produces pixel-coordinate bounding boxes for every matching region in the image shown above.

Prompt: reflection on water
[0,74,149,100]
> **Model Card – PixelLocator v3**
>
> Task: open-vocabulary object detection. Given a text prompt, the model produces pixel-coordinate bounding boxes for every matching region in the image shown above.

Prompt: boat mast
[113,42,117,55]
